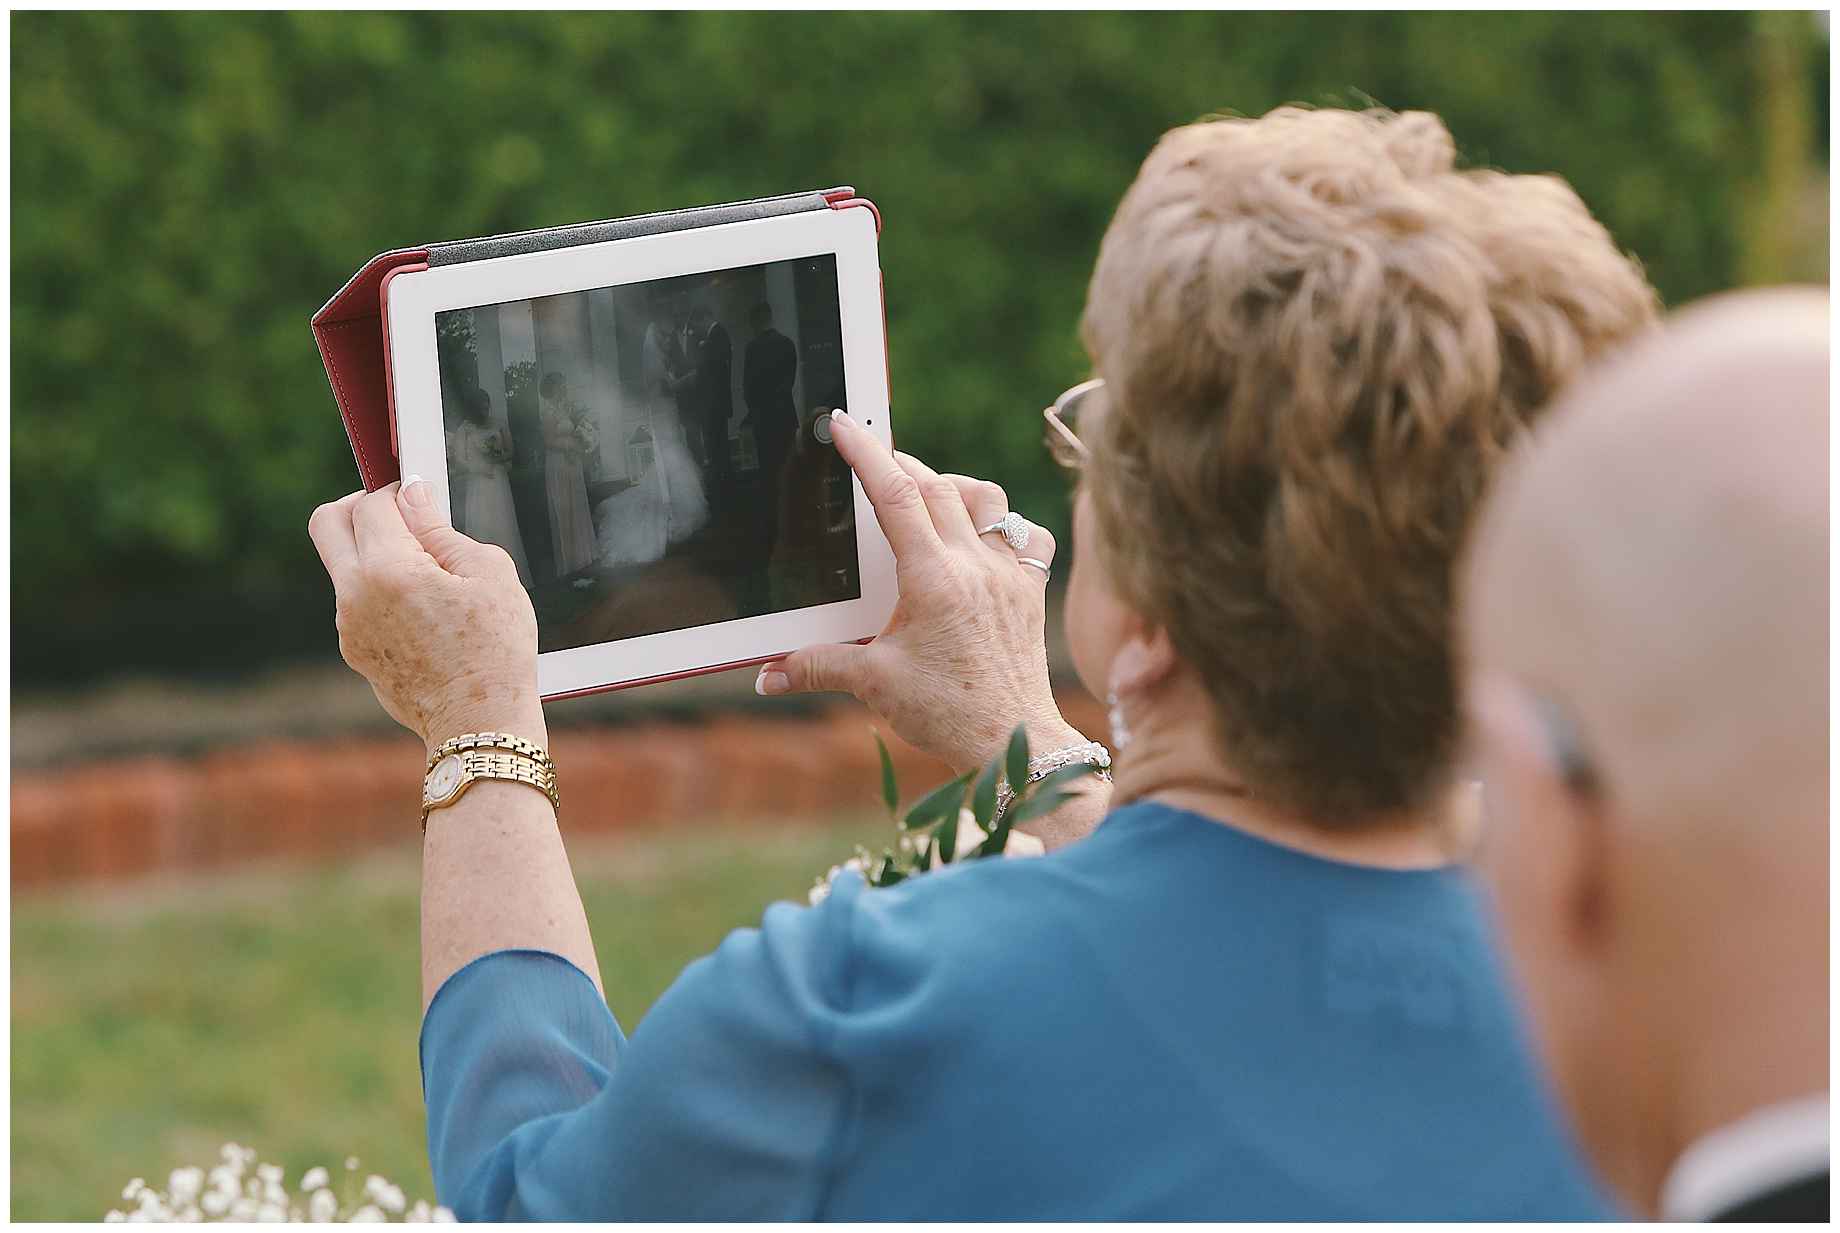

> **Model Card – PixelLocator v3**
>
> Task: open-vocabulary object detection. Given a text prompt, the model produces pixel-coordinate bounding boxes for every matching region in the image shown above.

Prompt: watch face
[427,754,465,804]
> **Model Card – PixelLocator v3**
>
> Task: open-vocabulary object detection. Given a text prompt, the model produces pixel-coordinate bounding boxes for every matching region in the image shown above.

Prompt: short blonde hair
[1082,106,1659,822]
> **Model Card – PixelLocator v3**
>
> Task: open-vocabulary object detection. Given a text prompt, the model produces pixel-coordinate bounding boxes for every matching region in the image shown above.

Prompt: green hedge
[11,12,1823,682]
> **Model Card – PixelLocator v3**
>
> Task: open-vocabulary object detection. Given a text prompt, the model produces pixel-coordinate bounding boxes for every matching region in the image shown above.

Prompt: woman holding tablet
[309,106,1657,1218]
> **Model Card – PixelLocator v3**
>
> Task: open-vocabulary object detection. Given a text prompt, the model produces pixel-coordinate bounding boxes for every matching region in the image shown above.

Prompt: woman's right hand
[308,480,545,753]
[757,411,1090,782]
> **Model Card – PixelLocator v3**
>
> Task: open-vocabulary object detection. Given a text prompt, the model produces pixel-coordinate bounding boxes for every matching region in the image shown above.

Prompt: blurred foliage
[11,11,1828,683]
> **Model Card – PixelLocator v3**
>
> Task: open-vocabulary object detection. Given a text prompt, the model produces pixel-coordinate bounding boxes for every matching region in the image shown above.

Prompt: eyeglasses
[1043,377,1104,470]
[1530,694,1601,797]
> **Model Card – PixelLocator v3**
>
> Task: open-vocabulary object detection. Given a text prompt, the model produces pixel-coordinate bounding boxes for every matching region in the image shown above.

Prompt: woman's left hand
[757,411,1088,778]
[308,480,546,752]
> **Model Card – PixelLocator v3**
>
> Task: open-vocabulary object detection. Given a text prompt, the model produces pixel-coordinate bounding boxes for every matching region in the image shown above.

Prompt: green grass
[10,817,883,1221]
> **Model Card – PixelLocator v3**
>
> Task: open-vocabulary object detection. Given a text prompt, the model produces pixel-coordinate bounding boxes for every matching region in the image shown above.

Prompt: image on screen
[435,255,859,654]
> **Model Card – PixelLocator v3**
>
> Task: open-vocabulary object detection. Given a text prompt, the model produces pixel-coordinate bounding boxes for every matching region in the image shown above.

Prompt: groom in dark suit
[689,305,733,511]
[743,302,799,534]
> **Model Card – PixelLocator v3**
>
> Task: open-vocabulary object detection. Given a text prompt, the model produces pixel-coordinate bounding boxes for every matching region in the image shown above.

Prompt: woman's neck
[1109,691,1460,870]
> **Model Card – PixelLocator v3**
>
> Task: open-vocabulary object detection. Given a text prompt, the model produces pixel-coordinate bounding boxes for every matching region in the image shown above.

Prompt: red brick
[12,691,1117,890]
[10,794,60,890]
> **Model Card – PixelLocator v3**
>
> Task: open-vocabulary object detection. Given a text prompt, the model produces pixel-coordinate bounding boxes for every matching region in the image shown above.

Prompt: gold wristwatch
[421,735,559,830]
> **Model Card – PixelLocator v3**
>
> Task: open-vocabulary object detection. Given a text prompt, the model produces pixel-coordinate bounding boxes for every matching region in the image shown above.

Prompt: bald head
[1466,287,1828,828]
[1461,287,1829,1216]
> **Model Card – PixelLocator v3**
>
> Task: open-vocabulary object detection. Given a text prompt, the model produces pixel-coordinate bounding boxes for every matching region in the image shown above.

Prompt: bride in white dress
[595,320,710,568]
[447,391,533,587]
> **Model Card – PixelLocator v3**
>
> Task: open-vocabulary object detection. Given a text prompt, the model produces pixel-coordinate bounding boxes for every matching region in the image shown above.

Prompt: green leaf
[874,864,908,888]
[935,807,960,865]
[1005,726,1031,799]
[971,753,1002,828]
[1026,762,1103,799]
[975,826,1008,859]
[984,794,1018,857]
[902,773,971,831]
[1005,788,1078,827]
[979,794,1022,859]
[873,730,899,818]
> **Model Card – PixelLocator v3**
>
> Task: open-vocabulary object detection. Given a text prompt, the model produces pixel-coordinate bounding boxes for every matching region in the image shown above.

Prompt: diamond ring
[976,511,1031,552]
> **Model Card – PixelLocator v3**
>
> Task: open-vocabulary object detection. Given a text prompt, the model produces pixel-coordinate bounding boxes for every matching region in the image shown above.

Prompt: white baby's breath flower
[308,1188,338,1223]
[168,1167,204,1204]
[1004,829,1047,858]
[364,1176,406,1215]
[807,879,831,905]
[433,1208,457,1223]
[954,807,988,857]
[115,1145,443,1223]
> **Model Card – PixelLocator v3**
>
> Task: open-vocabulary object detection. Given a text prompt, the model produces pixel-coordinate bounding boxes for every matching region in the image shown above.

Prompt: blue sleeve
[419,880,863,1221]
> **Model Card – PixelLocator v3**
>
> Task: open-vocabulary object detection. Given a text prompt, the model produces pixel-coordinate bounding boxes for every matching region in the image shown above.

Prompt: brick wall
[12,693,1110,891]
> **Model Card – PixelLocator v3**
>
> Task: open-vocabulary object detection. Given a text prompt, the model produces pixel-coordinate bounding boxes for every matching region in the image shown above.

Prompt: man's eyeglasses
[1530,694,1601,797]
[1043,378,1104,471]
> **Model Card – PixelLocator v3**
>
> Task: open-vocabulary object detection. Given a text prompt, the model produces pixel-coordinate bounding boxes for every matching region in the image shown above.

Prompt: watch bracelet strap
[426,731,553,776]
[991,740,1114,823]
[422,749,559,831]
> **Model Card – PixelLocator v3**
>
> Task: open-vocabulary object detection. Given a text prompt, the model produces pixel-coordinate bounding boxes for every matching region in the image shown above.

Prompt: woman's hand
[308,479,545,753]
[758,411,1087,778]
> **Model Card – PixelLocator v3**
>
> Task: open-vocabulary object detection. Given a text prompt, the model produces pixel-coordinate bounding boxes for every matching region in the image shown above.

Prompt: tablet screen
[434,255,860,654]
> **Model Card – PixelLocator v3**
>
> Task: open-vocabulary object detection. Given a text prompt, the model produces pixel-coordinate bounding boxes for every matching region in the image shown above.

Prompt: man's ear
[1469,674,1611,958]
[1108,620,1181,699]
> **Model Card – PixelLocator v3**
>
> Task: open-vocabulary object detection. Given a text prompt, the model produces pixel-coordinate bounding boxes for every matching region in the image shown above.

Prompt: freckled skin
[310,484,596,1015]
[844,541,1066,774]
[331,547,541,748]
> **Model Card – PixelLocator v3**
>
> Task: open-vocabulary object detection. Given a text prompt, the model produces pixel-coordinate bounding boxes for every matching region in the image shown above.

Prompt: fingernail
[830,409,853,428]
[400,475,433,509]
[755,668,789,696]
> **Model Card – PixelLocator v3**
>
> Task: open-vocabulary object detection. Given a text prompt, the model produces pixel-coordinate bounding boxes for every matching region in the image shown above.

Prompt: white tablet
[379,201,895,699]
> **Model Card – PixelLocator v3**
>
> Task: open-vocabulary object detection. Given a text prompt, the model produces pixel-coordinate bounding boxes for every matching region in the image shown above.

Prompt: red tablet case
[311,186,880,492]
[309,188,883,697]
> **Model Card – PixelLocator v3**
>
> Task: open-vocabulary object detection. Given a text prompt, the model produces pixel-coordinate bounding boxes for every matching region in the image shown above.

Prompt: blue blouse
[419,801,1613,1220]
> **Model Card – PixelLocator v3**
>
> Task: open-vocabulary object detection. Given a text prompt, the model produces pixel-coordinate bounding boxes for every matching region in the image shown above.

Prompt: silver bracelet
[992,739,1113,824]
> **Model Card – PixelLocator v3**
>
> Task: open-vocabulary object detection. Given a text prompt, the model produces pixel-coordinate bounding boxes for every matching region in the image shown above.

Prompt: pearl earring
[1106,691,1133,753]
